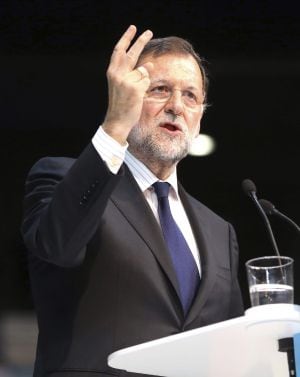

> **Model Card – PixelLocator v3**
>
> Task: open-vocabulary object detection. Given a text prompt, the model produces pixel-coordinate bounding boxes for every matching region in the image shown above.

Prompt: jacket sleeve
[21,143,124,267]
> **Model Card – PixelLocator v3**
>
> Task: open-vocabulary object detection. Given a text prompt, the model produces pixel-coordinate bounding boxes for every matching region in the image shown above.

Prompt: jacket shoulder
[28,156,76,178]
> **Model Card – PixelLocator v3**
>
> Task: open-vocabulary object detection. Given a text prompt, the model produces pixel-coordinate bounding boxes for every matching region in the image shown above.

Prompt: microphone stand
[248,191,281,258]
[259,199,300,234]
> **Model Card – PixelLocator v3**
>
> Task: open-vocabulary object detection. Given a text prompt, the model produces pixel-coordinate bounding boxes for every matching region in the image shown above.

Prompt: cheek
[140,101,166,121]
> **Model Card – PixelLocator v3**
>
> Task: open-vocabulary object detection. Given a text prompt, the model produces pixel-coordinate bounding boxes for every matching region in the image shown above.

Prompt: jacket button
[79,195,88,205]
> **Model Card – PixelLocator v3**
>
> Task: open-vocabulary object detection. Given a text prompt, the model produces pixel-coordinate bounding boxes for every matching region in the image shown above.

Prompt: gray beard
[127,126,191,166]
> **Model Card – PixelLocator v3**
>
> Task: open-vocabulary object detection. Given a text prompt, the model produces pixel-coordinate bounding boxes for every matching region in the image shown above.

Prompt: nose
[164,90,184,117]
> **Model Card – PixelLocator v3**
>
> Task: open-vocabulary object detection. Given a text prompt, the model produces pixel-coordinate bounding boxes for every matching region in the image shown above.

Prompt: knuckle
[113,45,121,53]
[106,71,121,85]
[126,50,135,60]
[106,68,114,79]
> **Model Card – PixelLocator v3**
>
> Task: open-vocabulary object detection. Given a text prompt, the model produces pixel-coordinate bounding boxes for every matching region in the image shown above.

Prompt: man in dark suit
[21,25,244,377]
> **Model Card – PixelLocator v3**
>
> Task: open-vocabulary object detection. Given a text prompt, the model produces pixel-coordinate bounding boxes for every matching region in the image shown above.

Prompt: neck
[129,149,177,180]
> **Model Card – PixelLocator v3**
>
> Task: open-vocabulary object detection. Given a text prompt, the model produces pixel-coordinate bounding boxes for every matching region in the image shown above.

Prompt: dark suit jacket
[21,143,244,377]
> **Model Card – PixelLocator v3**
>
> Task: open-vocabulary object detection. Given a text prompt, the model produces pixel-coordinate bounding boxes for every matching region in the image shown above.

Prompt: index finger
[112,25,137,55]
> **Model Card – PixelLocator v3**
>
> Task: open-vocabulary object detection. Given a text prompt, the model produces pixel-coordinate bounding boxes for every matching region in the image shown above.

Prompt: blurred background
[0,0,299,375]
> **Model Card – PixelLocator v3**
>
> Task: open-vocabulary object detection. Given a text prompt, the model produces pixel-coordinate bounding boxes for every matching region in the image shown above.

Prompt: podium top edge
[245,303,300,319]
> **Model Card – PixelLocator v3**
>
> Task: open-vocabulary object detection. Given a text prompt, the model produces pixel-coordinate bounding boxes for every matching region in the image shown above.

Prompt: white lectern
[108,304,300,377]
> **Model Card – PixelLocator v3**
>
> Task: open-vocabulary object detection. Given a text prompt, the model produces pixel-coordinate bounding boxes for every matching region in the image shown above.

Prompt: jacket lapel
[110,170,219,323]
[110,167,182,305]
[178,185,219,326]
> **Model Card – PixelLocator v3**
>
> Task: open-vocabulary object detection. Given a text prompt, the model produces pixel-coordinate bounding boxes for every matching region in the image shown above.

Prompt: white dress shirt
[92,127,201,275]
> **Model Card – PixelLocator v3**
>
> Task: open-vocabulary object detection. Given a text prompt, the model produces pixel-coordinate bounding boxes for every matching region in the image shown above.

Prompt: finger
[134,62,153,79]
[132,62,153,80]
[111,25,137,58]
[124,66,148,84]
[141,62,154,75]
[136,66,149,80]
[126,29,153,68]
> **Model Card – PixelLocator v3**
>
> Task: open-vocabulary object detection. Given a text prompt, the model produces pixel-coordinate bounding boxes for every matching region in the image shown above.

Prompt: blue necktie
[153,182,200,314]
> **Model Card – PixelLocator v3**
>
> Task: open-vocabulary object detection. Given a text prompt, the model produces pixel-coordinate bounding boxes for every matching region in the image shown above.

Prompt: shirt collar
[125,150,179,198]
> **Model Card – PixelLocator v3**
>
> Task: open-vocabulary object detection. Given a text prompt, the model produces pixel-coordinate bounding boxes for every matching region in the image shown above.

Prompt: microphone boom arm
[249,193,281,257]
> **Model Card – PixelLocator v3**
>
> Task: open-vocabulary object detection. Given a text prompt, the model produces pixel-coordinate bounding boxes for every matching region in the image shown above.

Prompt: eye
[150,85,170,94]
[151,85,169,92]
[184,91,197,102]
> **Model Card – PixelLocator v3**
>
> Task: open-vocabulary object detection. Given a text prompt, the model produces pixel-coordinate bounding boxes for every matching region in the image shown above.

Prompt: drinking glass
[245,256,294,307]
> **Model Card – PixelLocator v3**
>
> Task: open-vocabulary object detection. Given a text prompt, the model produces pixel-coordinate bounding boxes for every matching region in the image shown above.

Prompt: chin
[154,144,189,163]
[128,129,190,163]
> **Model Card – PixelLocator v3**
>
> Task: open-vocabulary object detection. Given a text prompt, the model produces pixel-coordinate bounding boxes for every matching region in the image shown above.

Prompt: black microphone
[242,179,281,257]
[259,199,300,234]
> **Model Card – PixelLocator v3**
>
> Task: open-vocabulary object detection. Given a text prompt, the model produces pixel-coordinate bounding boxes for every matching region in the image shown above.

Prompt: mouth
[159,122,183,134]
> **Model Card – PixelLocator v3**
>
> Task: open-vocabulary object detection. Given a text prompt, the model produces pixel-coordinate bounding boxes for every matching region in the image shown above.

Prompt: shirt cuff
[92,126,128,174]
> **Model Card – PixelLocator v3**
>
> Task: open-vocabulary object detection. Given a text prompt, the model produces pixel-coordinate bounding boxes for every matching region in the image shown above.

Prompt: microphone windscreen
[259,199,276,215]
[242,179,257,196]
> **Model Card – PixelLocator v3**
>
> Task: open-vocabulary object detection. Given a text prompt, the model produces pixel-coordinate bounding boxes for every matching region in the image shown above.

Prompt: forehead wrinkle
[145,54,204,95]
[150,78,168,84]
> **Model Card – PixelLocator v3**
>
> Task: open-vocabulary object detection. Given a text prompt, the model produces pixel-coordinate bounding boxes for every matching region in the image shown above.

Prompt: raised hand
[102,25,153,145]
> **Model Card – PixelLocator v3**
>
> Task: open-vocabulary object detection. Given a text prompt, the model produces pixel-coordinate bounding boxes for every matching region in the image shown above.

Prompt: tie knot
[152,182,170,199]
